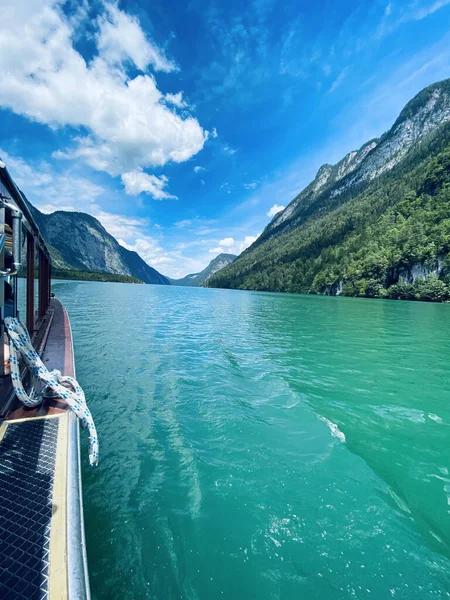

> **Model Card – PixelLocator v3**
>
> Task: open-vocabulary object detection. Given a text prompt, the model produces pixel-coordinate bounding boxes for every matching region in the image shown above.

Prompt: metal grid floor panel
[0,418,59,600]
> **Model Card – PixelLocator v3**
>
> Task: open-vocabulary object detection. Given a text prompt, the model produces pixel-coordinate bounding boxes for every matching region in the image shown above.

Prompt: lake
[53,281,450,599]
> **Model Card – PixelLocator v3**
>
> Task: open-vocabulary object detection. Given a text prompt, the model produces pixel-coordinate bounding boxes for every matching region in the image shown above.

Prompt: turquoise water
[53,281,450,599]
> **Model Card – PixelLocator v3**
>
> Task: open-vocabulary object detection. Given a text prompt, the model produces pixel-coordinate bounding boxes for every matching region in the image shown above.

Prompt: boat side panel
[62,300,91,600]
[67,412,90,600]
[44,299,75,378]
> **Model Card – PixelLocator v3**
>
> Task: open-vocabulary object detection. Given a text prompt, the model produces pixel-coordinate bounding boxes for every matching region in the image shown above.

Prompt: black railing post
[26,233,35,334]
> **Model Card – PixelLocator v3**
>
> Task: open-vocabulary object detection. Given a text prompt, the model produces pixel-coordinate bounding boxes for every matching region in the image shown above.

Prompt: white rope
[4,317,99,466]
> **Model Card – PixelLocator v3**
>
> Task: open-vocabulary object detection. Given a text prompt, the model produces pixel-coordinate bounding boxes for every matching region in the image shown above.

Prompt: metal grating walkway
[0,418,59,600]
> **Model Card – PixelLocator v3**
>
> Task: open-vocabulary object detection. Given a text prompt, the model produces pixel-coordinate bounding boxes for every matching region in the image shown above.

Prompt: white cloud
[410,0,450,20]
[218,237,235,247]
[375,0,450,39]
[208,233,261,257]
[0,0,207,193]
[165,92,187,107]
[0,149,103,210]
[94,210,150,240]
[174,219,192,228]
[194,165,206,173]
[118,237,175,266]
[267,204,285,218]
[89,210,182,271]
[397,56,443,89]
[243,181,258,190]
[211,128,218,138]
[328,67,349,93]
[239,235,259,253]
[96,3,177,73]
[121,170,177,199]
[223,145,238,155]
[38,203,77,213]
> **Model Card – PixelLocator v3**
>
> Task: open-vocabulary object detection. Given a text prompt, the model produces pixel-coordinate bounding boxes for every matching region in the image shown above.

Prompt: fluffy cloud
[165,92,187,108]
[94,211,149,240]
[208,234,260,256]
[239,235,259,252]
[194,166,206,173]
[0,149,103,211]
[118,237,175,266]
[218,237,235,247]
[267,204,285,218]
[121,170,177,199]
[96,3,177,73]
[0,0,207,192]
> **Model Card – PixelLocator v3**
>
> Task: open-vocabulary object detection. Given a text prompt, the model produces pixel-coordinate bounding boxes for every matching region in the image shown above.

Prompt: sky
[0,0,450,277]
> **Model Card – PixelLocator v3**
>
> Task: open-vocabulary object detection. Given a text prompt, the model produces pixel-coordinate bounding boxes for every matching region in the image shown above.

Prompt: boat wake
[318,416,346,443]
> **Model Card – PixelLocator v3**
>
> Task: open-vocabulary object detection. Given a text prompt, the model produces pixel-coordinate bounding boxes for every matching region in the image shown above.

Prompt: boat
[0,158,93,599]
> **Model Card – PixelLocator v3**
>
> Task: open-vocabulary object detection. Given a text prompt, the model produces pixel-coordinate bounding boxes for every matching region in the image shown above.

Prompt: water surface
[53,282,450,599]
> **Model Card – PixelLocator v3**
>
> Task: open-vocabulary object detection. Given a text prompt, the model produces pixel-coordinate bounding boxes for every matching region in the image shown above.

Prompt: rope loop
[4,317,98,466]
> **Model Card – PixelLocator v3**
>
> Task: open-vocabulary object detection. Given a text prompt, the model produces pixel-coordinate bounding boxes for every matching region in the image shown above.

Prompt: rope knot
[4,317,99,466]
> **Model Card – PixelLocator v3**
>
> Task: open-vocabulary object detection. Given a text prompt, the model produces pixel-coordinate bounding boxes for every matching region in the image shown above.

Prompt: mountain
[26,202,169,285]
[171,253,237,286]
[207,78,450,301]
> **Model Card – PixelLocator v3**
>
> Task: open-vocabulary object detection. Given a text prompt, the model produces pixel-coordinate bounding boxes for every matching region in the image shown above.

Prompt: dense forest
[51,269,143,283]
[208,113,450,302]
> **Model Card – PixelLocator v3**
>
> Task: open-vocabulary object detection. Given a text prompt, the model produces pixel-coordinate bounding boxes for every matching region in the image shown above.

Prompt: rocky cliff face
[397,255,446,285]
[263,79,450,242]
[26,202,169,285]
[171,253,237,286]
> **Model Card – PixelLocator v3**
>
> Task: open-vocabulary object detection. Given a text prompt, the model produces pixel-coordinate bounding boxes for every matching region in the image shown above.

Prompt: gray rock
[25,201,169,285]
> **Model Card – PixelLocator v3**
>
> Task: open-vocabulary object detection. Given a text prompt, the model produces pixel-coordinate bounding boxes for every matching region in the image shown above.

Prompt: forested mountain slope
[208,79,450,301]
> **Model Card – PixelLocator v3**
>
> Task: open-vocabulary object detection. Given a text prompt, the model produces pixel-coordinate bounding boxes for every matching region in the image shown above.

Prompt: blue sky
[0,0,450,277]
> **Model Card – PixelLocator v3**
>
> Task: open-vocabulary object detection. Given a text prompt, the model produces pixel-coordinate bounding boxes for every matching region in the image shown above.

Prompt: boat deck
[0,298,89,599]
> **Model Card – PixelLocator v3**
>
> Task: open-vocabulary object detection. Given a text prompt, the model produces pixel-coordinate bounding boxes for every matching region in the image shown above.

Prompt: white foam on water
[319,416,346,443]
[428,413,443,423]
[159,404,202,519]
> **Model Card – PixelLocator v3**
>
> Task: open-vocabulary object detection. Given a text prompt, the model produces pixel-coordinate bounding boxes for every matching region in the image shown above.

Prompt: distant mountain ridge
[26,201,169,285]
[207,78,450,301]
[171,253,237,286]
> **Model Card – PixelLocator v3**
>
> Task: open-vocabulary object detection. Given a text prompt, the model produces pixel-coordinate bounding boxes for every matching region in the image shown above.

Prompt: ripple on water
[48,282,450,600]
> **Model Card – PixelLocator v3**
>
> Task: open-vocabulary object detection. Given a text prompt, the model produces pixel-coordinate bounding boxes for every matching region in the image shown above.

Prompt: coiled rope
[4,317,99,466]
